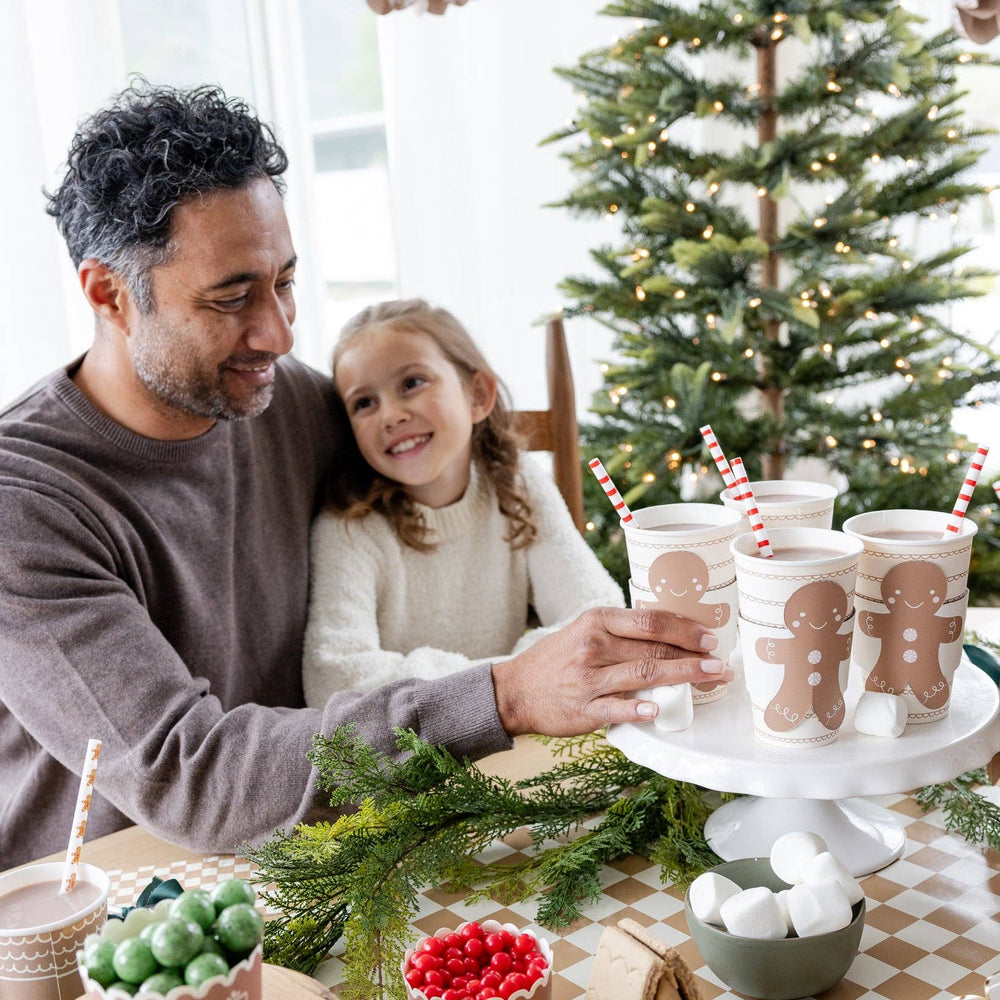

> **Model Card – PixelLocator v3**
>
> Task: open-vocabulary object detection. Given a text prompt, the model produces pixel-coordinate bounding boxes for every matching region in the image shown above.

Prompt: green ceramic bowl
[684,858,865,1000]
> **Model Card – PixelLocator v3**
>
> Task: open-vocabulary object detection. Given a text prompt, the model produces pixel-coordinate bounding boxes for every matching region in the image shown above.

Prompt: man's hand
[491,606,730,736]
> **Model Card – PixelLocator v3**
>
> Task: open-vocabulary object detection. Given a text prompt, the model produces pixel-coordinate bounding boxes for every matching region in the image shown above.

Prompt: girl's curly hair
[328,299,537,552]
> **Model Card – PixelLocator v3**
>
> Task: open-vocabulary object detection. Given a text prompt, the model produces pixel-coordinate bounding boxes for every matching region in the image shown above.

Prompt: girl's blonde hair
[328,298,537,552]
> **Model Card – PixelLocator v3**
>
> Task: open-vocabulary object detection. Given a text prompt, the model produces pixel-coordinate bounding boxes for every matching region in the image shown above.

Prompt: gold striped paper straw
[699,424,737,492]
[731,457,773,558]
[588,457,634,523]
[943,444,989,537]
[59,739,102,893]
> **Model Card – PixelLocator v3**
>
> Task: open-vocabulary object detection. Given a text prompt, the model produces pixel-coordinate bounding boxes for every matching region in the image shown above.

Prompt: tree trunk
[755,35,786,480]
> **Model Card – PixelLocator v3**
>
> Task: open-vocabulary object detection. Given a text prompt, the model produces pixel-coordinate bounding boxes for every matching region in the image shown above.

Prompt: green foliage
[549,0,1000,598]
[244,728,725,1000]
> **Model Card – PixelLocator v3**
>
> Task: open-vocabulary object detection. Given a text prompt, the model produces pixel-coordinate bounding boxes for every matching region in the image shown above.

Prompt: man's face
[126,178,297,434]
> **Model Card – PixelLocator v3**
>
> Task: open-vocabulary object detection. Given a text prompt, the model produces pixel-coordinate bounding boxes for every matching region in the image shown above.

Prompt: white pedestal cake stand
[606,659,1000,876]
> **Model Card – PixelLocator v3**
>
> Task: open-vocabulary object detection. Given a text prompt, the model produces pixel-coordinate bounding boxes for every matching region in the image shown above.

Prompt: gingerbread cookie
[858,561,963,709]
[645,550,731,692]
[755,580,851,732]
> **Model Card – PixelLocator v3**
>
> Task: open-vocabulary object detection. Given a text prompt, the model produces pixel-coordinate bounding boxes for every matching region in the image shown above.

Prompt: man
[0,83,728,869]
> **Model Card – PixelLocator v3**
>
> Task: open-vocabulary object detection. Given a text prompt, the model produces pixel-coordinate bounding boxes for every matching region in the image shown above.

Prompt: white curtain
[375,0,619,414]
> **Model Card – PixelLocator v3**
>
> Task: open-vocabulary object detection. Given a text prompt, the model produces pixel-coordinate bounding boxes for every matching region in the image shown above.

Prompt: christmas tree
[547,0,1000,597]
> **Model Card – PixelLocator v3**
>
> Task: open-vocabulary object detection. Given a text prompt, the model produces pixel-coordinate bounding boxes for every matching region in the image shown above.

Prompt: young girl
[301,298,625,706]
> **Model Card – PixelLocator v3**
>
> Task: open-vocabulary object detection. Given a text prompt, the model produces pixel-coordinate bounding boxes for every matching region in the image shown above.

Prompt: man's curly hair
[45,80,288,313]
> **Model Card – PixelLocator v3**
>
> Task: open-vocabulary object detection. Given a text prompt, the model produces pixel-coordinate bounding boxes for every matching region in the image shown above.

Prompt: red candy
[405,925,547,1000]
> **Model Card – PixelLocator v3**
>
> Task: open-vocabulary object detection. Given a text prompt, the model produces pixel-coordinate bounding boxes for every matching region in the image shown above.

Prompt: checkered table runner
[105,790,999,1000]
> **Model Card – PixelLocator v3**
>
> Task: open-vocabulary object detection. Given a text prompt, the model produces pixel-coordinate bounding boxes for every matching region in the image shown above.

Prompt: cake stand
[606,659,1000,876]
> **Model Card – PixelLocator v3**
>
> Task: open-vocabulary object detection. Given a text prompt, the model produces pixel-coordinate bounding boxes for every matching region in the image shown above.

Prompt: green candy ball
[138,922,159,943]
[82,939,119,988]
[149,918,204,968]
[107,982,138,996]
[112,937,159,985]
[139,970,185,994]
[213,903,264,956]
[184,952,230,988]
[211,878,255,913]
[199,935,227,958]
[171,889,217,932]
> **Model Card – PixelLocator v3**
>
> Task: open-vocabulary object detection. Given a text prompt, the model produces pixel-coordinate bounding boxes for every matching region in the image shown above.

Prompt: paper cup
[721,480,839,535]
[0,863,108,1000]
[843,510,976,724]
[733,528,863,748]
[630,577,735,705]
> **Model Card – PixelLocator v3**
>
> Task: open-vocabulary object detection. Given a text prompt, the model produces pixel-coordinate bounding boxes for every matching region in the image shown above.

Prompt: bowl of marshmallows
[684,831,865,1000]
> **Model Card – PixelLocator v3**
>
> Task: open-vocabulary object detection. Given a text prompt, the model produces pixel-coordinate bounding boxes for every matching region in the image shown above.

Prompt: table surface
[18,606,1000,1000]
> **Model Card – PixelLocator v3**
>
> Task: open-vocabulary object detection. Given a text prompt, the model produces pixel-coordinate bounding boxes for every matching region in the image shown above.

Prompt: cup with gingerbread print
[720,479,839,536]
[732,527,864,748]
[623,503,742,706]
[843,509,975,725]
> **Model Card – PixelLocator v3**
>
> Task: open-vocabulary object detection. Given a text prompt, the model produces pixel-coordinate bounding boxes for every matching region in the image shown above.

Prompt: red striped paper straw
[700,424,738,493]
[994,480,1000,503]
[943,444,989,537]
[588,457,634,523]
[60,738,102,893]
[731,457,773,558]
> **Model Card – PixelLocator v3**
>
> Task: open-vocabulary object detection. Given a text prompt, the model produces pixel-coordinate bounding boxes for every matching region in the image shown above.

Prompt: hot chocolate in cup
[623,503,742,689]
[732,527,863,748]
[843,509,976,724]
[0,862,109,1000]
[720,479,839,534]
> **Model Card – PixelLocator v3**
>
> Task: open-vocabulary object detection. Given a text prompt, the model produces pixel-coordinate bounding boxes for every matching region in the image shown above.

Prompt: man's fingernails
[700,659,726,674]
[700,633,719,651]
[636,701,658,717]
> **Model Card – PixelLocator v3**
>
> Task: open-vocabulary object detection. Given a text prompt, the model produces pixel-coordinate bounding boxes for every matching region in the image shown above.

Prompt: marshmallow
[689,872,741,926]
[769,831,828,885]
[774,888,795,936]
[719,886,788,940]
[853,691,907,738]
[802,851,864,905]
[787,881,853,937]
[635,684,693,731]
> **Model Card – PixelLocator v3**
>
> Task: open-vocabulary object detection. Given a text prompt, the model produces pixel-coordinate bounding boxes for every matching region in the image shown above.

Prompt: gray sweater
[0,357,511,869]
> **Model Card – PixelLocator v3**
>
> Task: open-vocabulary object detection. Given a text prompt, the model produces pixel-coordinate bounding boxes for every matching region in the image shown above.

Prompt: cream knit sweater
[302,457,625,706]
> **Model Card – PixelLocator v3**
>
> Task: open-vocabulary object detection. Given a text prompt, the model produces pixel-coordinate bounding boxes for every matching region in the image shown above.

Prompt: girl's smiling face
[335,324,496,508]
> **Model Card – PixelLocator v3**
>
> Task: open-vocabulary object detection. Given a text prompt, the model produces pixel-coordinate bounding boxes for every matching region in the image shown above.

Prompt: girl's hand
[491,606,731,736]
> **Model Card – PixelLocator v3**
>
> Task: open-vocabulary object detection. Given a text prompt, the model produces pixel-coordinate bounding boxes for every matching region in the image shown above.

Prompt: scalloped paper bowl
[401,920,553,1000]
[76,900,262,1000]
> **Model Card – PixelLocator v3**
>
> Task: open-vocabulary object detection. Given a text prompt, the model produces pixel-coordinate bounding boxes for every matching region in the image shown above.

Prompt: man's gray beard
[132,343,274,422]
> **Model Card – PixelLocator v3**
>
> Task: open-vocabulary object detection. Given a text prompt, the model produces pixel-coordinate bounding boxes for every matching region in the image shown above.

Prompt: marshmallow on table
[635,684,694,732]
[769,831,828,885]
[802,851,864,905]
[787,881,853,937]
[689,872,741,926]
[853,691,907,738]
[719,886,788,940]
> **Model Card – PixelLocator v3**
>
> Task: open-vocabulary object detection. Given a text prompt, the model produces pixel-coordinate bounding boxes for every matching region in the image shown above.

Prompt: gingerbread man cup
[755,581,852,733]
[858,562,963,711]
[647,550,733,698]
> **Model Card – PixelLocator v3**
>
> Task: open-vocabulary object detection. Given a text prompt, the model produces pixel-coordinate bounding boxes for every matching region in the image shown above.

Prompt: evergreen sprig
[243,727,725,1000]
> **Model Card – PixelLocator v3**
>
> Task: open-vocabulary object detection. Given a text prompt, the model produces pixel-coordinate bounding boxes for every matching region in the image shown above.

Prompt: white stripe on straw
[731,457,773,558]
[588,457,634,523]
[60,739,102,894]
[700,424,737,492]
[943,444,989,537]
[994,480,1000,503]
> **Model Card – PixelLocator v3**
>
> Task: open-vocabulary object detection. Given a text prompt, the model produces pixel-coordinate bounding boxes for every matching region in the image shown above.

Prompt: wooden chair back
[511,318,585,532]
